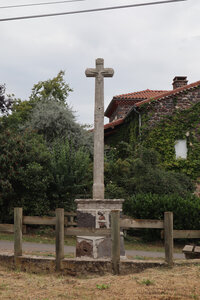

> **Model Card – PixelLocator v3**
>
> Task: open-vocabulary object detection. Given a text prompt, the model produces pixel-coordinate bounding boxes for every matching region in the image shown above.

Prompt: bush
[123,193,200,230]
[48,139,92,211]
[105,146,194,199]
[0,129,52,222]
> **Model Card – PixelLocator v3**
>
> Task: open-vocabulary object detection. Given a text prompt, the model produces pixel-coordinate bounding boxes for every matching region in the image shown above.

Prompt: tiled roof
[113,89,168,100]
[135,80,200,107]
[104,79,200,133]
[104,118,124,130]
[105,89,168,117]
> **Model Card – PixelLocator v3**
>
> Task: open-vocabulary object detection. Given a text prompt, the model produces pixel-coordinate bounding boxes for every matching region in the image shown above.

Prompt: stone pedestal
[75,199,125,259]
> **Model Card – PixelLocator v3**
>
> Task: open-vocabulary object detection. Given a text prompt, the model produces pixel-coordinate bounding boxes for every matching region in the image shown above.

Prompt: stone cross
[85,58,114,200]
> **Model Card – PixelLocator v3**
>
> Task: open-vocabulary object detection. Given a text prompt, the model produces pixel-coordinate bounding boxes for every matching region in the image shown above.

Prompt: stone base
[183,245,200,259]
[75,198,125,259]
[76,233,125,259]
[0,252,168,276]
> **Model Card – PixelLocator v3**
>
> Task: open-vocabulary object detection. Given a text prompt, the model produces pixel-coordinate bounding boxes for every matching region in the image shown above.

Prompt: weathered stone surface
[182,245,199,259]
[194,246,200,253]
[77,211,95,228]
[76,240,93,257]
[183,245,194,253]
[143,86,200,128]
[0,253,168,276]
[76,198,125,259]
[75,199,124,210]
[85,58,114,200]
[97,237,111,258]
[120,235,126,256]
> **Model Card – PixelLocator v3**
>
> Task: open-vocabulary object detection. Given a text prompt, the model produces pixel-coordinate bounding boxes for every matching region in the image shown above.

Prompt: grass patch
[1,265,200,299]
[0,232,76,246]
[0,231,182,254]
[124,235,183,253]
[139,279,155,286]
[96,284,110,290]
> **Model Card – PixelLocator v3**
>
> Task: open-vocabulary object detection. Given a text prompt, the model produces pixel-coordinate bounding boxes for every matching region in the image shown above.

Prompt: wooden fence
[0,211,77,234]
[2,209,200,274]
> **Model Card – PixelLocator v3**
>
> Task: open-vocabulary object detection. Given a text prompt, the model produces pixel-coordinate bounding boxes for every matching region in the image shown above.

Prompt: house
[104,76,200,179]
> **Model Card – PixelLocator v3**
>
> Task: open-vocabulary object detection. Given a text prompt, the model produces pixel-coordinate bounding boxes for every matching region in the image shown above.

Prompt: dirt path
[0,240,184,258]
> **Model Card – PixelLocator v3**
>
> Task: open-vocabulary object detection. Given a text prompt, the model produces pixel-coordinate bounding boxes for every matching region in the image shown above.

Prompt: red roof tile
[105,89,168,117]
[135,80,200,107]
[114,89,168,100]
[104,118,124,130]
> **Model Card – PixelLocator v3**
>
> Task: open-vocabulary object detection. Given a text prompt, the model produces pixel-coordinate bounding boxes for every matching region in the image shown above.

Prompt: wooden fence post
[14,207,23,259]
[164,212,173,266]
[56,208,64,271]
[111,210,120,275]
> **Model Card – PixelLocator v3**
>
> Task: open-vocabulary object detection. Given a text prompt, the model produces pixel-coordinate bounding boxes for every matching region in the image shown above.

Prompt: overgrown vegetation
[1,73,200,238]
[123,193,200,230]
[105,144,194,199]
[0,72,92,222]
[142,101,200,179]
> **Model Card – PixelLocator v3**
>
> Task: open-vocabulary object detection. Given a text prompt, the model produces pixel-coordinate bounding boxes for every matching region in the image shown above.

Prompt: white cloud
[0,0,199,124]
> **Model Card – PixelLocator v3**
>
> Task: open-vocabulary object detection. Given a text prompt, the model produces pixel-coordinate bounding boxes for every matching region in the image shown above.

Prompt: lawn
[0,264,200,299]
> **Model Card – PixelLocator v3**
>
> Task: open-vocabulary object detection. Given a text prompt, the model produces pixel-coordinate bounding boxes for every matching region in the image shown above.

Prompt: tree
[0,129,52,222]
[1,71,73,132]
[105,144,194,199]
[30,70,72,104]
[48,139,92,210]
[25,99,93,150]
[0,84,13,115]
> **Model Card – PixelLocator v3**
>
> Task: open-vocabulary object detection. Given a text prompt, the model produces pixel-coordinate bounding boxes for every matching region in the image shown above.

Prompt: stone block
[182,245,194,253]
[194,246,200,253]
[76,239,93,258]
[75,198,125,259]
[77,211,95,228]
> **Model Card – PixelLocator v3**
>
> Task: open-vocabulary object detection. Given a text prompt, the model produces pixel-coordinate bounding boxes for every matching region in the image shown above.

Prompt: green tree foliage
[0,129,52,222]
[25,99,93,150]
[1,99,34,130]
[105,144,194,199]
[48,140,92,210]
[0,72,93,220]
[30,70,72,104]
[2,71,73,132]
[141,101,200,179]
[0,84,14,115]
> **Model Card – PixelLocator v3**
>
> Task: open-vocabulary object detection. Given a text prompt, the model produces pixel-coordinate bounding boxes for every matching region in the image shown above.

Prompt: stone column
[85,58,114,199]
[76,59,125,259]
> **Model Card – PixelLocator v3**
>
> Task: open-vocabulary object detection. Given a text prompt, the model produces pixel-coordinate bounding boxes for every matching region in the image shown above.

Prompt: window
[175,140,187,159]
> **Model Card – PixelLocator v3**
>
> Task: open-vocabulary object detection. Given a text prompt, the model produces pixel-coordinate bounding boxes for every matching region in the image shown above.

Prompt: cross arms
[85,68,114,78]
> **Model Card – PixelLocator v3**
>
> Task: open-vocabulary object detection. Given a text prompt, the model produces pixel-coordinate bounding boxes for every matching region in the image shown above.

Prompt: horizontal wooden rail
[23,216,68,226]
[173,230,200,239]
[0,224,26,233]
[0,224,14,233]
[23,216,56,225]
[64,227,111,237]
[49,211,77,216]
[120,218,164,229]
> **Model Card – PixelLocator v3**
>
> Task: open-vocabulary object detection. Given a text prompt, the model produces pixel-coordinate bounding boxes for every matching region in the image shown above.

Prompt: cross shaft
[85,58,114,199]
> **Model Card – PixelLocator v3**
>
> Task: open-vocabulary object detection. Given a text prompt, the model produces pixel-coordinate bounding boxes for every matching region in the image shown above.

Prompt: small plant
[0,283,8,291]
[96,284,110,290]
[191,294,199,300]
[134,255,144,260]
[140,279,154,286]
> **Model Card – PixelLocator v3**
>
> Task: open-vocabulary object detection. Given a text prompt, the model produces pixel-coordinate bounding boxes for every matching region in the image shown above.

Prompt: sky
[0,0,199,125]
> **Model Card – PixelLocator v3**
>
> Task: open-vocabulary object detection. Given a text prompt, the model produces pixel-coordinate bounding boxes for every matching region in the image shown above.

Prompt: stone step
[183,245,200,259]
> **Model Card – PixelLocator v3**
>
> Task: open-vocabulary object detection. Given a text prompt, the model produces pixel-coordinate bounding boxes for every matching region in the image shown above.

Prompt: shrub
[123,193,200,230]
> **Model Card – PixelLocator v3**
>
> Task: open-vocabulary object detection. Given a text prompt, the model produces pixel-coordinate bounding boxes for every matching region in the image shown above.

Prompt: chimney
[172,76,188,90]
